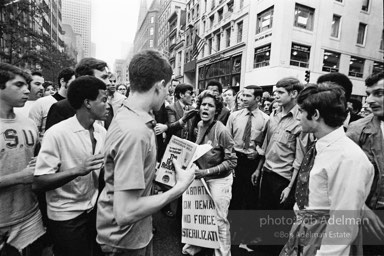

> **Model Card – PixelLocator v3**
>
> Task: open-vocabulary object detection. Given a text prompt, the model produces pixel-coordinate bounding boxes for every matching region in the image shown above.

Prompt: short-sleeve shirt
[0,116,39,227]
[35,115,106,221]
[96,101,157,250]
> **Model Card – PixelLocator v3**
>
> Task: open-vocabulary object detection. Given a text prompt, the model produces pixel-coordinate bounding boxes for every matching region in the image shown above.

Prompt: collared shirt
[262,105,309,180]
[96,100,156,250]
[35,115,106,221]
[108,92,126,114]
[297,127,374,255]
[226,108,269,154]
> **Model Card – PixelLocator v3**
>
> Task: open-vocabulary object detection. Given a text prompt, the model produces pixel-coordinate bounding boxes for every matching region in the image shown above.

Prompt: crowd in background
[0,49,383,256]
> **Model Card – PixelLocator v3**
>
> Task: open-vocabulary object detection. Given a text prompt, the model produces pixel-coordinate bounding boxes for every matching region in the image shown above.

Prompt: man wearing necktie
[226,85,269,250]
[281,84,374,256]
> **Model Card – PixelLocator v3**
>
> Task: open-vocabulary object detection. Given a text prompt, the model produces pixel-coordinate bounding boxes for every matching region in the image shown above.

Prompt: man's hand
[173,159,195,190]
[154,123,168,135]
[195,169,206,179]
[182,109,198,122]
[77,154,104,176]
[20,158,37,184]
[280,187,291,204]
[251,169,260,186]
[363,207,384,240]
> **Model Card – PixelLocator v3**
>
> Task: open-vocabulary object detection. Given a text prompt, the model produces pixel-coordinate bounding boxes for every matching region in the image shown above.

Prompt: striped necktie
[242,111,253,150]
[295,142,317,210]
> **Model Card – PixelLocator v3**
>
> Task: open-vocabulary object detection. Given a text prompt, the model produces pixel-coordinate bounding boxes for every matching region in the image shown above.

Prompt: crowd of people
[0,48,383,256]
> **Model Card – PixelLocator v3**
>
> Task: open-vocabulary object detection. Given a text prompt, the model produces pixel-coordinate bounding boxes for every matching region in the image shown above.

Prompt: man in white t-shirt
[29,67,75,138]
[34,76,108,256]
[0,63,45,255]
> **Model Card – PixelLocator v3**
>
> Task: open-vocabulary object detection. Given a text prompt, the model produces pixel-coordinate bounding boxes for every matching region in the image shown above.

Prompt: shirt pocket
[278,127,297,148]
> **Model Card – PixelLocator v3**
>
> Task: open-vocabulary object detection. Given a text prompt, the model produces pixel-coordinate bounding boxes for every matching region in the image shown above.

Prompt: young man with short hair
[347,72,384,255]
[223,88,236,112]
[107,72,126,114]
[14,70,44,116]
[0,63,45,255]
[254,78,307,210]
[96,50,195,255]
[206,80,230,124]
[34,76,108,256]
[45,57,110,131]
[29,67,75,138]
[281,84,374,255]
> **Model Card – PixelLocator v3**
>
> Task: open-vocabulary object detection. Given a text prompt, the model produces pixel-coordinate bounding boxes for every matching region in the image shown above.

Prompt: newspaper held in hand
[155,135,212,187]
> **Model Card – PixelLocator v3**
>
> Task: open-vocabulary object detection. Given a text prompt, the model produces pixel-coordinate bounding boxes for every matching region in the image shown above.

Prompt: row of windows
[253,43,384,76]
[256,2,382,49]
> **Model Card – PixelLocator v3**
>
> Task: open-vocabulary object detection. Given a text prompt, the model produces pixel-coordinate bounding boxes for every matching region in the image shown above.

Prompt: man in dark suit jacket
[166,83,196,142]
[45,57,111,130]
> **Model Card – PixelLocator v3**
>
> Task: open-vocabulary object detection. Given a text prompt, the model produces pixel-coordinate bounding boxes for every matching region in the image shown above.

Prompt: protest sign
[181,179,220,249]
[155,135,211,187]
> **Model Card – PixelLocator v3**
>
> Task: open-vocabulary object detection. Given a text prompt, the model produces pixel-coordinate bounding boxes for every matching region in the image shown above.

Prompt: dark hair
[349,98,362,112]
[269,99,279,114]
[276,77,303,93]
[223,87,236,96]
[0,63,31,89]
[75,58,108,77]
[196,90,223,119]
[129,50,172,93]
[43,81,53,89]
[365,72,384,87]
[174,83,194,100]
[67,75,107,110]
[31,70,43,77]
[317,72,353,100]
[57,67,75,88]
[244,85,263,98]
[297,83,347,128]
[117,84,129,96]
[206,80,223,94]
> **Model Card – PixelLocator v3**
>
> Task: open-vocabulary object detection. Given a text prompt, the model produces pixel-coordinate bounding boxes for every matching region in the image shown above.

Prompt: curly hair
[196,90,223,120]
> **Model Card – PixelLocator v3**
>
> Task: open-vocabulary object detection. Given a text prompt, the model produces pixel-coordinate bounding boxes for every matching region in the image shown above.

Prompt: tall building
[62,0,92,57]
[42,0,65,50]
[133,0,160,53]
[244,0,384,96]
[187,0,247,91]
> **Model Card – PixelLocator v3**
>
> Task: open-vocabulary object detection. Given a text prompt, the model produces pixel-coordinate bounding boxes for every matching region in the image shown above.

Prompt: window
[322,50,340,72]
[254,44,271,68]
[149,27,154,36]
[218,8,223,21]
[149,40,153,48]
[373,61,384,74]
[216,33,221,51]
[357,23,367,45]
[210,15,214,28]
[349,56,365,78]
[331,15,341,38]
[362,0,370,11]
[226,27,231,47]
[208,38,212,54]
[290,43,310,68]
[256,6,274,34]
[380,30,384,50]
[294,4,315,31]
[237,21,243,43]
[150,16,154,23]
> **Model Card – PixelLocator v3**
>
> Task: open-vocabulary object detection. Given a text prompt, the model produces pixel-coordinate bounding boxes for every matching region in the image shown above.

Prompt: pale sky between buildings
[92,0,151,69]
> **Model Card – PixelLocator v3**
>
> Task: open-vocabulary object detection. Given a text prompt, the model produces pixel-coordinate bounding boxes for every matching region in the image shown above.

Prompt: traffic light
[305,70,310,83]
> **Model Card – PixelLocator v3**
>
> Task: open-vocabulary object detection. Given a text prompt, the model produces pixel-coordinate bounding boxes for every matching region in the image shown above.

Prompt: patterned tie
[242,111,253,150]
[295,142,317,210]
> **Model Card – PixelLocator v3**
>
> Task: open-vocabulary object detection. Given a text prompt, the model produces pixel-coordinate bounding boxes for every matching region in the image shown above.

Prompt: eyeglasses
[118,88,126,91]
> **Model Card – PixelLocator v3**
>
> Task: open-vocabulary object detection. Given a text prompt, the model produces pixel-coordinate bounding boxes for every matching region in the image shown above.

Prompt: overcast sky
[91,0,147,70]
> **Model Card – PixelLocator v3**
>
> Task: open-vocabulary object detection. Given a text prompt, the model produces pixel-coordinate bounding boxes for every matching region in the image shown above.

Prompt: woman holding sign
[182,90,237,256]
